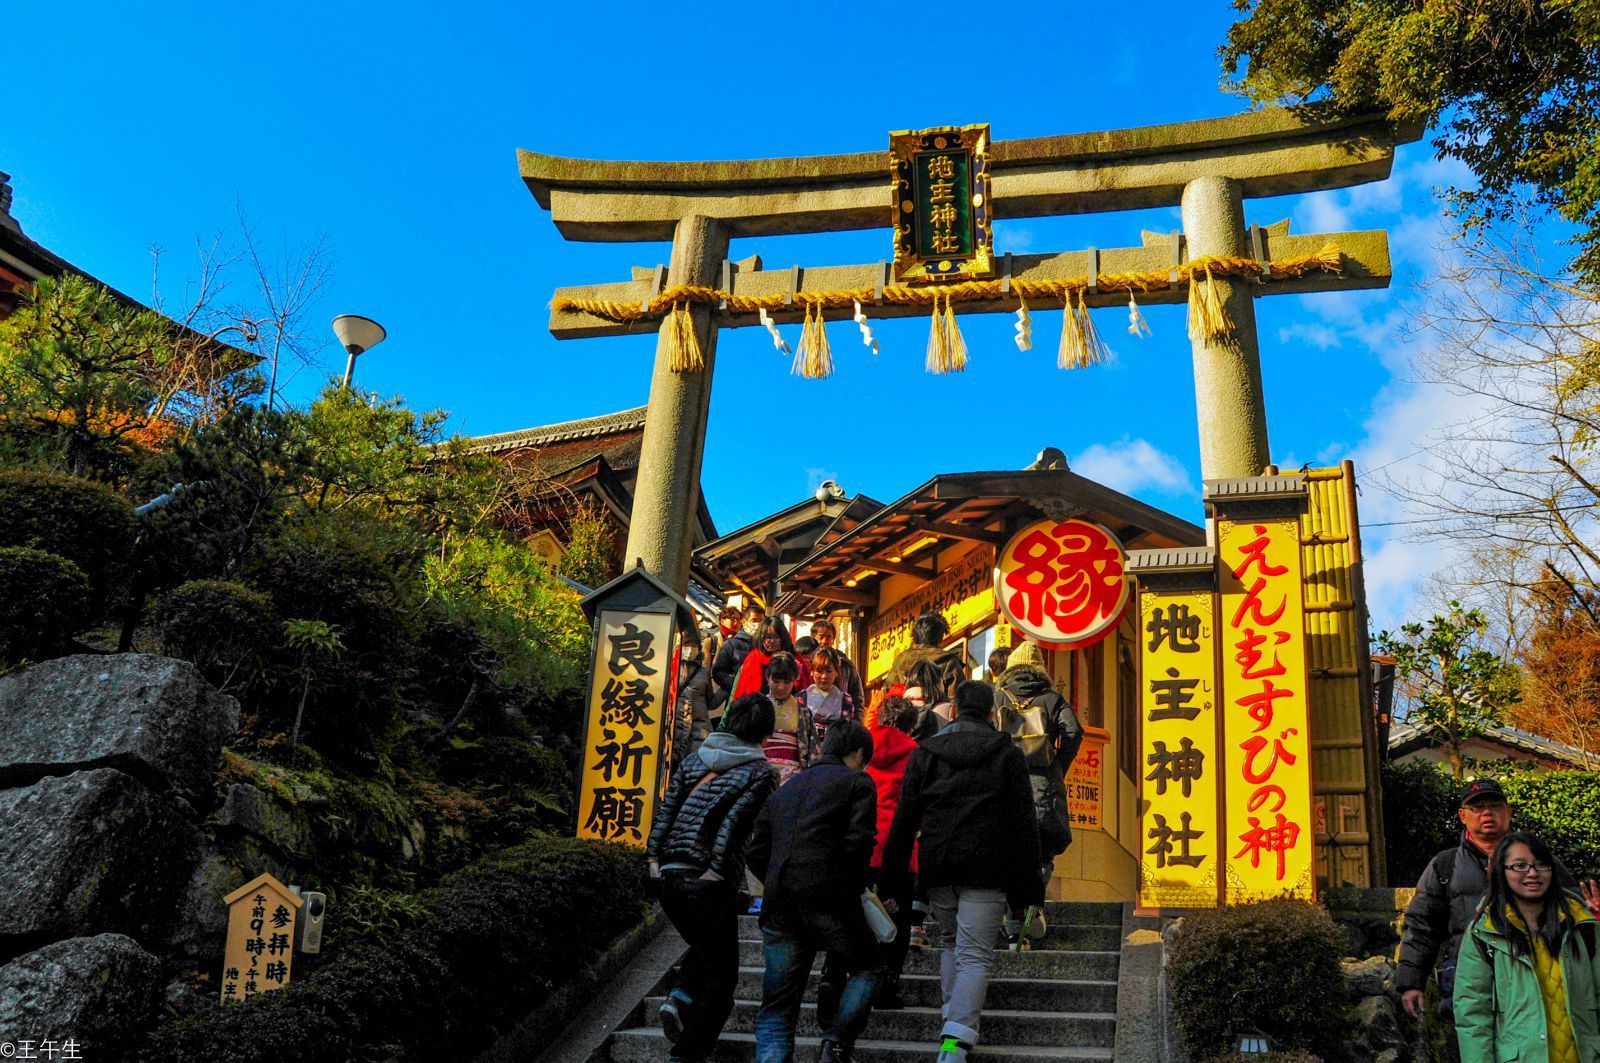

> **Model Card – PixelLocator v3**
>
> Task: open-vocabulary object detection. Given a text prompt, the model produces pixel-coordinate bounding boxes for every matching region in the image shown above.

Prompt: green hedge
[1168,899,1348,1059]
[1382,759,1600,882]
[151,579,275,684]
[1381,759,1462,886]
[0,467,134,612]
[136,834,647,1062]
[0,546,91,665]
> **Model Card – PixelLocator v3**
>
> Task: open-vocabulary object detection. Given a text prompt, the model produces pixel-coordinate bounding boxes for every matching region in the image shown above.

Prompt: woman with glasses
[1454,831,1600,1063]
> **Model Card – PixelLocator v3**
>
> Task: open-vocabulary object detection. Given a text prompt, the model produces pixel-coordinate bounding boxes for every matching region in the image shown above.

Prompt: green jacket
[1454,896,1600,1063]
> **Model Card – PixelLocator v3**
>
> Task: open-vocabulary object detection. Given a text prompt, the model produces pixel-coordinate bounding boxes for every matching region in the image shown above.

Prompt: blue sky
[2,2,1544,628]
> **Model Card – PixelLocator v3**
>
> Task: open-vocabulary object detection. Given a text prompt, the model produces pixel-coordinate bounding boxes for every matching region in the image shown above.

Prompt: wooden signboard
[889,124,994,283]
[1066,730,1106,831]
[221,872,302,1003]
[1217,516,1315,903]
[1137,585,1222,909]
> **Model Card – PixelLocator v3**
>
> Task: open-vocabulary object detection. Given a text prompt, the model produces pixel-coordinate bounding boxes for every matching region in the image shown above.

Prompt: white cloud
[1072,438,1193,498]
[1277,322,1342,350]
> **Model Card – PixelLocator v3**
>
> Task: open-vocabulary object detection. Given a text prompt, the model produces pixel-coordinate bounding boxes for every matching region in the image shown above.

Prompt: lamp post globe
[332,314,386,388]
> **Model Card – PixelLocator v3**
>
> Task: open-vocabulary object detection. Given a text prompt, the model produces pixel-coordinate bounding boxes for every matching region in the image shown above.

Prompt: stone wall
[0,655,240,1055]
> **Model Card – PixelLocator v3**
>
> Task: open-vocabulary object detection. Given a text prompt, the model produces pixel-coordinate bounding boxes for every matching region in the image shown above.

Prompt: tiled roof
[462,406,649,456]
[1389,720,1595,767]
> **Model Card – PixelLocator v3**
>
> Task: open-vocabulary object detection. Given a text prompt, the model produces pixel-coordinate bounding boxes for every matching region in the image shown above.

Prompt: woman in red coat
[866,694,922,1008]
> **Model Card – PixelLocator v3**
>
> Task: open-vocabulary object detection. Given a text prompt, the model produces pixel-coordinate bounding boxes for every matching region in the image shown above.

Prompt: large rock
[0,654,239,804]
[1343,955,1397,1000]
[0,768,199,944]
[165,833,292,959]
[0,933,162,1055]
[221,782,312,856]
[1347,993,1406,1063]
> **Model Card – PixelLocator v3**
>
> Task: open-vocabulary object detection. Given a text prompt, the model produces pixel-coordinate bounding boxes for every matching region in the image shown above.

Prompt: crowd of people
[650,606,1080,1063]
[657,604,1600,1063]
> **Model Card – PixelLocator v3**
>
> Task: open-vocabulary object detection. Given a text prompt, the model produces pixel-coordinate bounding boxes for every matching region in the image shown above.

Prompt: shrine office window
[1116,619,1138,781]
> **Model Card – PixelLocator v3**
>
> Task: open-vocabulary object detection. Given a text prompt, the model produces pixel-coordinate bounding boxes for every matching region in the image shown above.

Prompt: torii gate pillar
[1182,176,1270,481]
[623,214,728,591]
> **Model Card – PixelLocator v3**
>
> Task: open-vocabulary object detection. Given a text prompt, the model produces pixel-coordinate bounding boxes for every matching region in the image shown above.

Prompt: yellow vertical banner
[576,609,675,847]
[1217,518,1315,902]
[1137,587,1221,909]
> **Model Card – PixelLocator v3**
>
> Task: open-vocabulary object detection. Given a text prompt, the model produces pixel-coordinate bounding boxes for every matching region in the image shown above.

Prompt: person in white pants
[879,680,1043,1062]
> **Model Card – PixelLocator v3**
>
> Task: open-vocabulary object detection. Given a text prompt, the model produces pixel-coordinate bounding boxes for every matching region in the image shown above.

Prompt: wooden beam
[519,107,1423,242]
[548,225,1391,339]
[858,557,938,580]
[913,520,1007,548]
[792,583,876,607]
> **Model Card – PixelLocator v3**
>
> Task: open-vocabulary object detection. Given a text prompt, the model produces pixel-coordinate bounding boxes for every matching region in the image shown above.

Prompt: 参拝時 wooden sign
[221,872,303,1003]
[890,124,994,284]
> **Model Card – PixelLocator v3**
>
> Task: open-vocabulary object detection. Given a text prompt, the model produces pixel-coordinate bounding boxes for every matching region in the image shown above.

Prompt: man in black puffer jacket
[648,694,778,1063]
[880,681,1041,1063]
[993,640,1082,894]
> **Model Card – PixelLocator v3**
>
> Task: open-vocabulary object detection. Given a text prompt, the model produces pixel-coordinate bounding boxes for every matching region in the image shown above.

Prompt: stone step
[738,938,1122,976]
[729,968,1119,1013]
[644,996,1116,1048]
[610,1028,1115,1062]
[739,920,1122,953]
[737,901,1123,931]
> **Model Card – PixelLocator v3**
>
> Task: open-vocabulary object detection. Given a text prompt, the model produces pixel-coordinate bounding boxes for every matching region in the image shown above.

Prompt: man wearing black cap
[1396,778,1584,1059]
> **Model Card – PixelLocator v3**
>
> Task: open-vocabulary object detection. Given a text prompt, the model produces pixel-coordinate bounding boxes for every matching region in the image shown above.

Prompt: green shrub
[150,580,274,688]
[1168,899,1348,1060]
[135,834,647,1063]
[0,467,134,611]
[1381,759,1461,886]
[1503,770,1600,879]
[249,516,419,758]
[1382,758,1600,882]
[0,546,91,665]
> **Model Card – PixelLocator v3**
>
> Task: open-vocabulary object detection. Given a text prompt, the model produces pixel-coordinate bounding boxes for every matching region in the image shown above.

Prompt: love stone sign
[995,518,1131,648]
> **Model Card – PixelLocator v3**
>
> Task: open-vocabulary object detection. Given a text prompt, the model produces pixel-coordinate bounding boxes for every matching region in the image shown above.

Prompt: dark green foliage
[559,497,617,590]
[1381,758,1600,883]
[1221,0,1600,285]
[135,834,646,1063]
[1381,759,1461,887]
[1168,899,1349,1060]
[134,405,310,589]
[150,580,274,689]
[250,515,419,757]
[0,546,90,665]
[0,466,134,612]
[1502,770,1600,879]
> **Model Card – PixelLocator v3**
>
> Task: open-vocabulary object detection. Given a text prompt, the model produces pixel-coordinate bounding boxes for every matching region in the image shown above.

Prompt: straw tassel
[1056,290,1110,369]
[1186,263,1236,344]
[664,302,705,373]
[925,291,967,374]
[791,300,834,379]
[943,291,968,372]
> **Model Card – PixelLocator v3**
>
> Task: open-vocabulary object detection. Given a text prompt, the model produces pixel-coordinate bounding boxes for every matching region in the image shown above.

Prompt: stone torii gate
[521,107,1421,592]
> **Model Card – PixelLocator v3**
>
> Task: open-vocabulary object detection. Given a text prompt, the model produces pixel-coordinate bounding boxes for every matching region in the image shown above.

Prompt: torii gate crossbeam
[519,107,1423,592]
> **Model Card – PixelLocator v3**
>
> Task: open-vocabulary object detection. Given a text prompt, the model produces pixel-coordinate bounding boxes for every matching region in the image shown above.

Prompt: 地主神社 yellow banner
[1137,587,1220,909]
[1217,517,1314,902]
[576,609,675,847]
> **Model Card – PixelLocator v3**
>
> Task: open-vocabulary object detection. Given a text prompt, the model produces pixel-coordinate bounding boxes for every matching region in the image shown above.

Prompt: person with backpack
[992,640,1082,942]
[880,680,1043,1063]
[887,612,968,702]
[1453,831,1600,1063]
[648,695,779,1063]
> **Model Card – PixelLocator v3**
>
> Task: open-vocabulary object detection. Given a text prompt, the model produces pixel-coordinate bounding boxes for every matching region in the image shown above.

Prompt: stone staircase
[606,900,1124,1062]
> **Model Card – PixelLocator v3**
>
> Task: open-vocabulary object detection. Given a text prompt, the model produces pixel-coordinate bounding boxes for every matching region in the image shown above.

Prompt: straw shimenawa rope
[551,247,1344,373]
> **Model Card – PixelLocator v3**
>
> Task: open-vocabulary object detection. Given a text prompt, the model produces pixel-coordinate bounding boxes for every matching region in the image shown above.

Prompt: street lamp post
[331,314,387,389]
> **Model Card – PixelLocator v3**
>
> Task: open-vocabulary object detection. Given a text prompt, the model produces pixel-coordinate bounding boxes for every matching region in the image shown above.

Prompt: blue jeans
[755,907,884,1062]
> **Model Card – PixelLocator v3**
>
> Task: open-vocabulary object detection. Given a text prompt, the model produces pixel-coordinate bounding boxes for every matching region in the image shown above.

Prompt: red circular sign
[994,518,1130,648]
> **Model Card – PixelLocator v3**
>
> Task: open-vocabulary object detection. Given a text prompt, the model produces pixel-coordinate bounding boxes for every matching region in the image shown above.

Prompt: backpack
[999,691,1055,770]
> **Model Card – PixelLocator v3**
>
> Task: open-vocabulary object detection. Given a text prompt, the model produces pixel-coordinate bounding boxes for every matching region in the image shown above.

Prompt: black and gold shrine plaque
[889,124,994,284]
